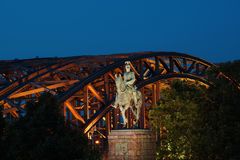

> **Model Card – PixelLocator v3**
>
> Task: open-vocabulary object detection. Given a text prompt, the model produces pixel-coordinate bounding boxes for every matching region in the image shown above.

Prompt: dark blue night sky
[0,0,240,62]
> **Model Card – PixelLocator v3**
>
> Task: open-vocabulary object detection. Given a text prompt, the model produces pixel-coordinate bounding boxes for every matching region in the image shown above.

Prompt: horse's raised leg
[112,94,119,108]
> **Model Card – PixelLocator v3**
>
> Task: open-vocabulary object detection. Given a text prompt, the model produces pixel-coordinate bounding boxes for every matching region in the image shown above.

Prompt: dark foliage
[218,60,240,82]
[149,80,207,159]
[195,77,240,160]
[0,106,4,138]
[0,93,101,160]
[150,62,240,160]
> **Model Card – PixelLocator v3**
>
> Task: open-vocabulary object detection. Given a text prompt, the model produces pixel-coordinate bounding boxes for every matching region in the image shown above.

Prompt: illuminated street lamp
[95,140,100,145]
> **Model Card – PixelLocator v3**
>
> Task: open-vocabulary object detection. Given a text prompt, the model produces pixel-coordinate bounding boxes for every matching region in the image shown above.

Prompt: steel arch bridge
[0,52,238,138]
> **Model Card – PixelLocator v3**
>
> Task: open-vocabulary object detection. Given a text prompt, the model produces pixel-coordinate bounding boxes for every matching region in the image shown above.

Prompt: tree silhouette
[150,75,240,159]
[1,93,101,160]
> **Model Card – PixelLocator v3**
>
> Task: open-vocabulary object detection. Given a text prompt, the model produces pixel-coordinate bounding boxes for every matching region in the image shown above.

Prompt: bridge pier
[106,129,156,160]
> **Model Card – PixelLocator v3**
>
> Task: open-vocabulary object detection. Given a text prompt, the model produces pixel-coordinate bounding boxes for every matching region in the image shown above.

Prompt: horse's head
[115,73,122,87]
[114,74,125,92]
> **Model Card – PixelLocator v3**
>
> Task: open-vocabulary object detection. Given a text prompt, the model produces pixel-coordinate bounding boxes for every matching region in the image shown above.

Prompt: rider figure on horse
[113,61,142,126]
[124,61,138,107]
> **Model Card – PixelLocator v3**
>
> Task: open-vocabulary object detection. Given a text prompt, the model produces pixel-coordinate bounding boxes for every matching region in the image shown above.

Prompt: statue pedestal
[107,129,156,160]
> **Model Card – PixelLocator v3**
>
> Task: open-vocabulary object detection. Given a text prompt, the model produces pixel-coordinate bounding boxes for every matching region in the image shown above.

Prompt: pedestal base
[107,129,156,160]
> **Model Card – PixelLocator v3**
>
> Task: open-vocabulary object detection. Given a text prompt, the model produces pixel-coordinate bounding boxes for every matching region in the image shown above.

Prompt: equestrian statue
[112,61,142,127]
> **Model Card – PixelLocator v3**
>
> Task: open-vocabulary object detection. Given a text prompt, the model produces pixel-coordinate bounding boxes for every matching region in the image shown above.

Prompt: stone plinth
[107,129,156,160]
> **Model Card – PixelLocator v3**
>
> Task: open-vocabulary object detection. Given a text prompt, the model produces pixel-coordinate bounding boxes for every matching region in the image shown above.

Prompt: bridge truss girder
[1,52,239,139]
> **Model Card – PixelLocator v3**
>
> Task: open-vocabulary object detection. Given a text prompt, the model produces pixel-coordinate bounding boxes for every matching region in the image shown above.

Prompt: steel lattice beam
[1,51,239,137]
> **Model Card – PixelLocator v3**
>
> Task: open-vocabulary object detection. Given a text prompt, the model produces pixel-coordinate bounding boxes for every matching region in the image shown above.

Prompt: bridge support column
[152,84,156,105]
[156,82,160,103]
[113,109,119,129]
[104,74,111,134]
[84,86,89,120]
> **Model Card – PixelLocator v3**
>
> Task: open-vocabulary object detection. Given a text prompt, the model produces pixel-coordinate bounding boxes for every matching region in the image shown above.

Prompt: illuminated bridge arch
[1,52,238,137]
[0,54,129,118]
[57,52,215,135]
